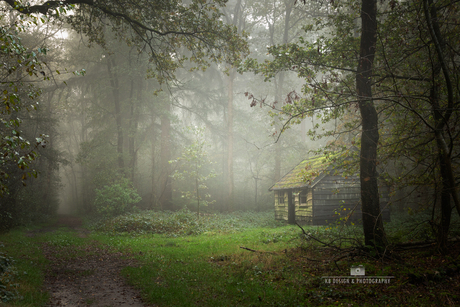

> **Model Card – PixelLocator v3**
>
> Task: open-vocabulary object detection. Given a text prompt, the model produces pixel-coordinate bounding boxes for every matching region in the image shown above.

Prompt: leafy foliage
[5,0,249,83]
[0,15,46,197]
[0,249,21,303]
[94,178,142,217]
[0,13,66,230]
[170,126,217,214]
[92,209,283,236]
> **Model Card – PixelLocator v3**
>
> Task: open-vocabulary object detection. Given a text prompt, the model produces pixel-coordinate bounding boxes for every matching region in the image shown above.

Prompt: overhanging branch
[3,0,208,37]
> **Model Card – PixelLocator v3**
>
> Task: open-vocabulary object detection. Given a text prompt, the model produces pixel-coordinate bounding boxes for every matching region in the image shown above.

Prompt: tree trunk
[107,58,125,173]
[274,75,282,183]
[196,161,200,217]
[227,68,235,212]
[356,0,387,252]
[224,0,243,212]
[273,2,293,183]
[128,78,141,183]
[43,91,55,208]
[287,189,295,224]
[423,0,459,250]
[437,150,452,251]
[150,118,156,209]
[128,79,135,181]
[430,83,453,251]
[159,100,172,210]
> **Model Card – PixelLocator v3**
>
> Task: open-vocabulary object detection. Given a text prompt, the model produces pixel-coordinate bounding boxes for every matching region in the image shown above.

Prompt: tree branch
[3,0,209,37]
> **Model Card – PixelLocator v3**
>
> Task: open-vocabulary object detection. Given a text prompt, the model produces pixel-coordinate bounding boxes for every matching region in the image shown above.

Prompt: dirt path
[31,215,153,307]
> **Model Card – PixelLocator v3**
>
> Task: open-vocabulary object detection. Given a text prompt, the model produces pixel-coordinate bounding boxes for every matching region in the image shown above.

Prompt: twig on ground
[239,247,278,254]
[296,222,342,251]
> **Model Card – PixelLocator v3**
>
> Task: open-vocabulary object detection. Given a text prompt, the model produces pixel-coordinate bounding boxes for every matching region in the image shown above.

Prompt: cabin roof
[269,151,358,191]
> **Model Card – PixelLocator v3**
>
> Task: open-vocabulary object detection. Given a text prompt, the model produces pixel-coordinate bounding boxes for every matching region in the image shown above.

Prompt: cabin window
[300,191,307,204]
[278,192,285,204]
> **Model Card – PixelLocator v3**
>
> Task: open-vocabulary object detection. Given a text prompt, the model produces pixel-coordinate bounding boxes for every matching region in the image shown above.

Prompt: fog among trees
[1,0,460,253]
[2,0,460,305]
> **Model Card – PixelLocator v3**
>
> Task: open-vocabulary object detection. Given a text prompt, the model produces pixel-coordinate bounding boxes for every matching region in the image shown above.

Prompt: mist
[2,0,460,305]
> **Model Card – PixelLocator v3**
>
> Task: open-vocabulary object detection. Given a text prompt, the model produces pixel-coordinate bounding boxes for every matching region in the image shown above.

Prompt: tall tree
[375,0,460,251]
[242,0,390,251]
[223,0,244,212]
[159,94,173,210]
[3,0,248,83]
[106,57,125,173]
[356,0,387,251]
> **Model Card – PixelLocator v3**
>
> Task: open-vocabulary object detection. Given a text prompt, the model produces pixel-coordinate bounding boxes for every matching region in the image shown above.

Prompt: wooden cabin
[269,154,390,225]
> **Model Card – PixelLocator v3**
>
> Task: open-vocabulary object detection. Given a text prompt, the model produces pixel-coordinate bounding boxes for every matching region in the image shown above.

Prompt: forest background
[1,0,460,254]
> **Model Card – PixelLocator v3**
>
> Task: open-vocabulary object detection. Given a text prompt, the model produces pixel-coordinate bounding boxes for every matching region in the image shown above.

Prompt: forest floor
[26,215,153,307]
[2,210,460,306]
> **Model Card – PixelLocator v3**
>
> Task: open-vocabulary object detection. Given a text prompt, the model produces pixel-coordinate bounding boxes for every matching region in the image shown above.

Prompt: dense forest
[1,0,460,304]
[0,0,319,226]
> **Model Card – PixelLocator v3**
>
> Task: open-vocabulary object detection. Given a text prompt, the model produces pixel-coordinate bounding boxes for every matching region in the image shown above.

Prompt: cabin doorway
[287,189,295,224]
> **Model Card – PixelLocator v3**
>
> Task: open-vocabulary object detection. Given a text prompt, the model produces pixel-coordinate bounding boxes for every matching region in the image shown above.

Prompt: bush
[91,209,283,236]
[94,178,141,218]
[0,250,20,303]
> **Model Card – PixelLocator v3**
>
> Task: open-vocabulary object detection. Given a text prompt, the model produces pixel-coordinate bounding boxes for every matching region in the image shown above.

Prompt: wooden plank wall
[312,175,390,225]
[294,188,313,223]
[274,191,288,221]
[274,175,391,224]
[312,175,361,225]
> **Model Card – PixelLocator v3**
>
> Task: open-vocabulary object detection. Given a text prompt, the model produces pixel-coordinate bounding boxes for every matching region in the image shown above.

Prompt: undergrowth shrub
[94,178,141,218]
[0,249,21,303]
[91,208,284,236]
[385,210,436,243]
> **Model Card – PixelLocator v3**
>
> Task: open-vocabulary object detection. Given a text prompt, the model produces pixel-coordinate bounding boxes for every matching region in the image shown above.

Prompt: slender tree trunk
[301,120,307,143]
[274,79,282,182]
[423,0,460,217]
[273,2,293,182]
[43,91,55,208]
[223,0,243,212]
[227,68,235,212]
[437,150,452,250]
[69,162,79,209]
[287,189,295,224]
[128,79,135,180]
[150,118,156,209]
[430,83,453,251]
[159,100,172,210]
[128,78,141,182]
[196,161,200,217]
[79,92,90,211]
[423,0,459,250]
[356,0,387,251]
[107,58,125,173]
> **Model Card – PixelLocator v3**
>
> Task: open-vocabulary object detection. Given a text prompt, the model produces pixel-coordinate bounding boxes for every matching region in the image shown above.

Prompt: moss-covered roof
[269,152,356,191]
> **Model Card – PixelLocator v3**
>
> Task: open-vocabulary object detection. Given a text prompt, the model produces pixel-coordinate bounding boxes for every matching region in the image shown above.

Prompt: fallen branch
[239,247,280,254]
[295,222,397,261]
[296,222,342,251]
[300,256,324,262]
[393,237,460,251]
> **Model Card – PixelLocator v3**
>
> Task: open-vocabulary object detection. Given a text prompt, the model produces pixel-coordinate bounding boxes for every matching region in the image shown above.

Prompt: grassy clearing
[90,208,284,236]
[90,210,460,306]
[0,227,49,306]
[0,219,93,306]
[92,224,305,306]
[1,210,460,306]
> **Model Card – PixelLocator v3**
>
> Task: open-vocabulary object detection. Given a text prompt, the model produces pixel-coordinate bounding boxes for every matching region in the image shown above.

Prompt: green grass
[92,225,307,306]
[1,210,460,306]
[0,228,49,306]
[0,220,94,306]
[90,208,285,236]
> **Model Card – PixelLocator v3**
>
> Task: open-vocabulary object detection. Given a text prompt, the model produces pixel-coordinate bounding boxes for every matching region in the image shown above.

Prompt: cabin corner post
[287,189,295,224]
